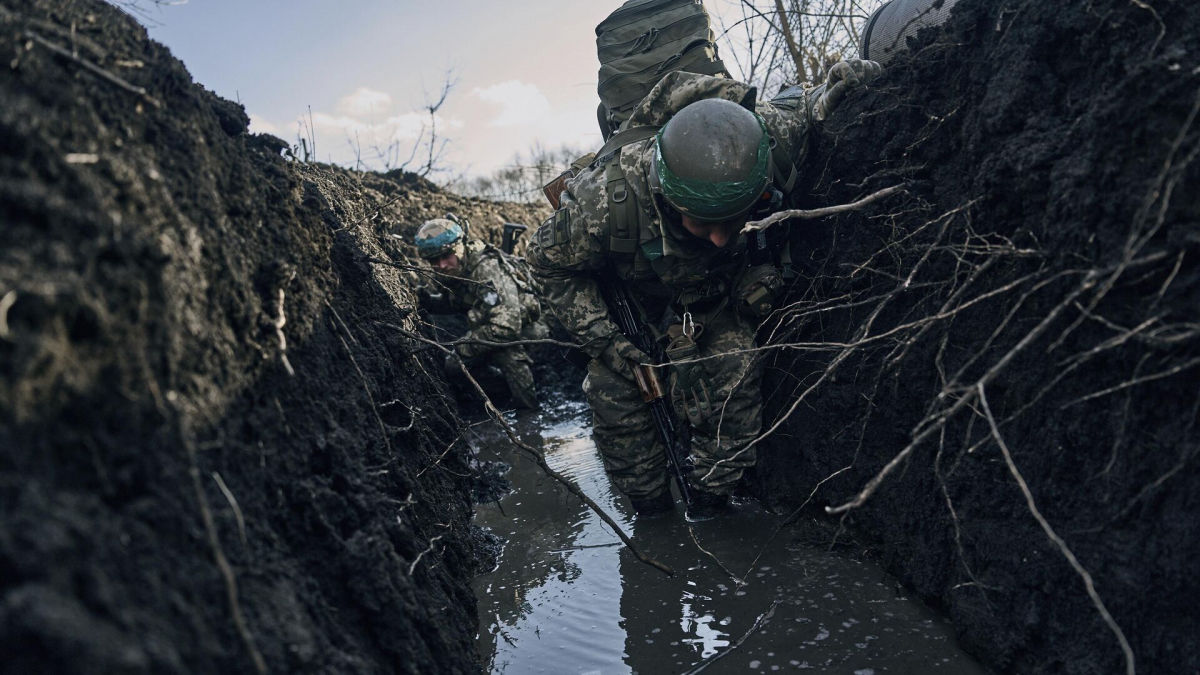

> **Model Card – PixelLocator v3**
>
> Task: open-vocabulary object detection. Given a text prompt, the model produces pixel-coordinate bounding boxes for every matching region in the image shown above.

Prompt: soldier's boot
[509,380,539,410]
[630,491,675,518]
[507,363,539,410]
[685,489,730,522]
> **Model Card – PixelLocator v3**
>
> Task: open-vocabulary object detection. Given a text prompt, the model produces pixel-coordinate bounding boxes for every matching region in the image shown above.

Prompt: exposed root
[978,385,1135,675]
[0,289,15,339]
[183,433,266,674]
[211,471,248,547]
[274,287,295,377]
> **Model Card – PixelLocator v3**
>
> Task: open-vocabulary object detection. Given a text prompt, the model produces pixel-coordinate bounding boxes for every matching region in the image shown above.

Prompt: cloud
[472,80,551,127]
[247,113,279,135]
[335,87,394,118]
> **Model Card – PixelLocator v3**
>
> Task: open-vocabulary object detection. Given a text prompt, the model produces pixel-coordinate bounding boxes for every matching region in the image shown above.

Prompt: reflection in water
[472,396,989,674]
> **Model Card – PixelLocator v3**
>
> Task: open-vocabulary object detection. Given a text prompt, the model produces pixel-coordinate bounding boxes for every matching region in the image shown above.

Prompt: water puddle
[472,396,989,674]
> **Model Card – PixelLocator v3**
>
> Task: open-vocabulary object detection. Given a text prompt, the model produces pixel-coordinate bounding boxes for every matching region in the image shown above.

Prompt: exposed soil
[2,0,1197,674]
[0,1,544,673]
[755,1,1200,674]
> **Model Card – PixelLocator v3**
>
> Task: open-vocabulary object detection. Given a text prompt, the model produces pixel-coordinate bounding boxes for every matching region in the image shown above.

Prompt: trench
[470,394,990,674]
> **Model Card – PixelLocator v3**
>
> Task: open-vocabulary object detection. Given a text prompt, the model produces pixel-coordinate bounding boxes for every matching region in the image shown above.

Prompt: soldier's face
[433,252,461,272]
[680,214,745,248]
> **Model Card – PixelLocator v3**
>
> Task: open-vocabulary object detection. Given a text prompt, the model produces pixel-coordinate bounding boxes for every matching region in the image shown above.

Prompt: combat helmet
[651,98,772,222]
[414,218,465,260]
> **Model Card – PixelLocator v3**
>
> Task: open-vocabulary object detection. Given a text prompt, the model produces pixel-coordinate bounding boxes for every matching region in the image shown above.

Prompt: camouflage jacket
[527,72,813,359]
[424,240,541,359]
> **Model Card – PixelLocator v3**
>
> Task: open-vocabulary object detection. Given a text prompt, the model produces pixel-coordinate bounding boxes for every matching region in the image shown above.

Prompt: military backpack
[595,0,728,138]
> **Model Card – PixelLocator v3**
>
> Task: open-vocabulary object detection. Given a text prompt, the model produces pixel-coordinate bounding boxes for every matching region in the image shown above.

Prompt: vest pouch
[664,320,704,390]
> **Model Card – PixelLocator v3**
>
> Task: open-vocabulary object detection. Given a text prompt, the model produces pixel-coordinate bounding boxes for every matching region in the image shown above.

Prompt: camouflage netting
[757,1,1200,673]
[0,1,544,672]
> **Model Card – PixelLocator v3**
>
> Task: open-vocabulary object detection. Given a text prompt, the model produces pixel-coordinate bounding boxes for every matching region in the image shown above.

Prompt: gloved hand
[456,327,493,361]
[812,58,883,122]
[598,334,650,383]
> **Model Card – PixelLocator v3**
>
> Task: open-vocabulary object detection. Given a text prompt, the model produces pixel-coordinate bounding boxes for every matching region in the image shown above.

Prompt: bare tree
[712,0,881,95]
[452,143,587,203]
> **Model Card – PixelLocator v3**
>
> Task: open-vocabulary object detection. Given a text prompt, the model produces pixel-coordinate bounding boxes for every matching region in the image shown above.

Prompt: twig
[734,466,852,592]
[742,184,905,232]
[1059,355,1200,409]
[25,30,162,108]
[398,327,674,576]
[183,434,266,674]
[211,472,248,547]
[407,525,450,576]
[688,526,744,586]
[332,330,392,454]
[978,385,1135,675]
[681,599,781,675]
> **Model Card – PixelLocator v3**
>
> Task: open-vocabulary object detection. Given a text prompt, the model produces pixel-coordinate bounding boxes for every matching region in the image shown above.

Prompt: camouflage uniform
[527,72,813,500]
[423,239,547,408]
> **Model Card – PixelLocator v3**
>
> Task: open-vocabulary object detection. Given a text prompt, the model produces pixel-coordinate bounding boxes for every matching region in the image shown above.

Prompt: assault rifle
[600,280,693,507]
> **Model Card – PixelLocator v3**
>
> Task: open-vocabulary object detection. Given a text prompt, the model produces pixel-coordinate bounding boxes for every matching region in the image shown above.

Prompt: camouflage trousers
[582,305,762,499]
[448,322,547,409]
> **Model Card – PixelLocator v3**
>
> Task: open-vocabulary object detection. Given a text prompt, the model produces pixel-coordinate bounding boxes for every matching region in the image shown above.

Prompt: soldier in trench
[527,62,881,520]
[414,216,548,410]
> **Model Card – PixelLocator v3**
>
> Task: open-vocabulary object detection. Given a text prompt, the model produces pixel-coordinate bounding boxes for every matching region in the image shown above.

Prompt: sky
[128,0,697,180]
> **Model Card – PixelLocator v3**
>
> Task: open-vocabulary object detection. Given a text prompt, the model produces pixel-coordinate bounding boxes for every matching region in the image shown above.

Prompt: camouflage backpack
[595,0,728,139]
[543,0,729,209]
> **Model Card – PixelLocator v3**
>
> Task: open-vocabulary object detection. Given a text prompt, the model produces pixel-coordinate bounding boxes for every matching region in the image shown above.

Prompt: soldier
[527,61,880,519]
[415,216,547,410]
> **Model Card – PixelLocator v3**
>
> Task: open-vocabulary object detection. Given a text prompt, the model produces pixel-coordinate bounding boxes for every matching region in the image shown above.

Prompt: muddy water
[472,396,989,674]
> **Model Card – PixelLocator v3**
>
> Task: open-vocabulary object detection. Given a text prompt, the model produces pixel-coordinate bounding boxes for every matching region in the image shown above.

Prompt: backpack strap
[770,141,799,194]
[605,161,639,256]
[595,125,661,162]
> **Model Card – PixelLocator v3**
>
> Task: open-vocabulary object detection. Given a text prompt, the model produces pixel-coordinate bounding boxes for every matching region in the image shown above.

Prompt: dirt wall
[0,1,543,672]
[756,1,1199,673]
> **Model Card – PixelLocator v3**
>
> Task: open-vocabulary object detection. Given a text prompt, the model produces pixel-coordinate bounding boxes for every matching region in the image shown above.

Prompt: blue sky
[131,1,648,179]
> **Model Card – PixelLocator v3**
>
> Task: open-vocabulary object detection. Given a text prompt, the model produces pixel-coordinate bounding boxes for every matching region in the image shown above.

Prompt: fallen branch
[681,599,781,675]
[396,326,674,577]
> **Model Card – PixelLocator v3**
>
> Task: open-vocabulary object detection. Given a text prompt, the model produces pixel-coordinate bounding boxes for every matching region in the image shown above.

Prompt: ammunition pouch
[737,264,783,319]
[665,320,704,390]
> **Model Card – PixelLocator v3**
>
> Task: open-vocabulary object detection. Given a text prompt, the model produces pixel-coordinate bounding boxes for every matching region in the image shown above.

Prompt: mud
[755,1,1200,673]
[0,1,544,673]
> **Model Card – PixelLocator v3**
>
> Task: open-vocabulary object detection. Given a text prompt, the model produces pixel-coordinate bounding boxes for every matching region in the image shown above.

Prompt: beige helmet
[414,218,466,260]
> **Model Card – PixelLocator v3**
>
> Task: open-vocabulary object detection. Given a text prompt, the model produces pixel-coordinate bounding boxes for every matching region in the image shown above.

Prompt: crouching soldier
[415,216,548,409]
[528,63,880,519]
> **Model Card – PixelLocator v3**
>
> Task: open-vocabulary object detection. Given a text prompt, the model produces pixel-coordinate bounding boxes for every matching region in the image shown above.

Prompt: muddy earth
[0,0,1197,674]
[0,1,544,673]
[752,1,1200,674]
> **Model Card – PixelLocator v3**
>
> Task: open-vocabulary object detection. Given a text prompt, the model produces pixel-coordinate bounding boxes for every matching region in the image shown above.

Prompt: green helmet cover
[655,105,771,222]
